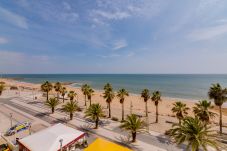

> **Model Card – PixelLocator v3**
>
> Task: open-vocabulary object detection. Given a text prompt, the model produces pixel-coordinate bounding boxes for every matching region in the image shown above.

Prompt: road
[0,96,184,151]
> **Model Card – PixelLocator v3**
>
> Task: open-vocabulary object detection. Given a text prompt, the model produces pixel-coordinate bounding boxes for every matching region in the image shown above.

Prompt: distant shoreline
[2,74,227,101]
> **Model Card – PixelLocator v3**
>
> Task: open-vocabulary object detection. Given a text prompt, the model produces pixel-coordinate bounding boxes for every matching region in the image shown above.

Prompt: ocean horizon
[2,74,227,100]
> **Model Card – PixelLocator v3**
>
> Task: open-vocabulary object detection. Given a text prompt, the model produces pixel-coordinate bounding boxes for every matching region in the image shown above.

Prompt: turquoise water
[2,74,227,100]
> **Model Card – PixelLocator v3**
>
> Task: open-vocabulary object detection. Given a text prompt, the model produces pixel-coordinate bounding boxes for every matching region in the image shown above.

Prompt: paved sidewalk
[10,98,172,151]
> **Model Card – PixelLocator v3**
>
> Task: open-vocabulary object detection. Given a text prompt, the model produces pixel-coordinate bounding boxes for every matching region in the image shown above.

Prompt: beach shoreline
[1,77,227,134]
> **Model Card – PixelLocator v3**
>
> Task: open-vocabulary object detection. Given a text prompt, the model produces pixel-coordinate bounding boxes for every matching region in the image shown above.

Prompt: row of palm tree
[41,81,162,123]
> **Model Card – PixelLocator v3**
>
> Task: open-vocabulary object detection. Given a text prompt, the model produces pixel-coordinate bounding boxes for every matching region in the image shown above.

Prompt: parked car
[0,144,10,151]
[5,121,31,136]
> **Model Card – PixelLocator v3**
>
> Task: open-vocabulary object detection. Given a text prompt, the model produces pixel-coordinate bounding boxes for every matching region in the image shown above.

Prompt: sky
[1,0,227,74]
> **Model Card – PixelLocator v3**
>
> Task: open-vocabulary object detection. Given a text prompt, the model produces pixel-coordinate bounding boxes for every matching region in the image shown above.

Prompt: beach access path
[0,92,184,151]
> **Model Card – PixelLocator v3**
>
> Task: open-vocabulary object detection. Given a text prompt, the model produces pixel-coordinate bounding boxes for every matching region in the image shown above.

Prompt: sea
[2,74,227,101]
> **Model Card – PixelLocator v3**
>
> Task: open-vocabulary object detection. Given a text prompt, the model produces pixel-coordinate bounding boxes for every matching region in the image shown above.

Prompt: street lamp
[59,139,63,151]
[10,113,13,128]
[130,100,133,114]
[29,125,32,135]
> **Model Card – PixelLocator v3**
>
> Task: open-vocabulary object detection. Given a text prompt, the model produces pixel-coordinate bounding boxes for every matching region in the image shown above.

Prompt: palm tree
[208,83,227,134]
[60,87,67,103]
[168,116,219,151]
[151,91,162,123]
[85,103,104,129]
[54,82,62,101]
[68,91,77,101]
[45,98,60,114]
[41,81,53,101]
[117,88,129,121]
[61,100,78,120]
[172,101,189,124]
[0,84,4,96]
[81,84,90,106]
[87,87,94,106]
[104,83,113,108]
[103,89,115,118]
[104,83,113,91]
[193,100,216,124]
[141,89,150,117]
[120,114,145,142]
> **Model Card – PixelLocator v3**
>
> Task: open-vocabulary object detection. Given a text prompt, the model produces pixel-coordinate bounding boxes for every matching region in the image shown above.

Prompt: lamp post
[29,125,32,135]
[10,113,13,128]
[59,139,63,151]
[130,100,133,114]
[146,116,149,133]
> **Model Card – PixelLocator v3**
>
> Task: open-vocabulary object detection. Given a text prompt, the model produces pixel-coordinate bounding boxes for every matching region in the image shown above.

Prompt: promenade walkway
[4,96,183,151]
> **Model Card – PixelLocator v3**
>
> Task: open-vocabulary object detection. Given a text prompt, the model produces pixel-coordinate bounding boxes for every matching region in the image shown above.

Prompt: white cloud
[96,0,167,17]
[0,7,28,29]
[113,39,127,50]
[92,10,130,20]
[90,0,167,25]
[0,37,8,44]
[188,24,227,41]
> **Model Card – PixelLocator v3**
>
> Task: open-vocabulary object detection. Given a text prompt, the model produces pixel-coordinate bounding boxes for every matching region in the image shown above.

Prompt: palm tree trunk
[84,95,87,106]
[70,113,73,120]
[52,107,54,114]
[156,105,158,123]
[95,118,99,129]
[122,103,124,121]
[108,102,111,118]
[132,132,136,142]
[46,91,49,101]
[57,92,59,101]
[145,101,148,117]
[219,106,222,134]
[89,98,91,106]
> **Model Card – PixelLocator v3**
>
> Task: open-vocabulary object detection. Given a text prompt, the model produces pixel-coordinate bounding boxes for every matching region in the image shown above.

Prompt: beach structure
[84,138,132,151]
[18,123,85,151]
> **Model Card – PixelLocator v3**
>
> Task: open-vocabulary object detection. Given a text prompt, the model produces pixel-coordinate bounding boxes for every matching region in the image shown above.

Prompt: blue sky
[1,0,227,74]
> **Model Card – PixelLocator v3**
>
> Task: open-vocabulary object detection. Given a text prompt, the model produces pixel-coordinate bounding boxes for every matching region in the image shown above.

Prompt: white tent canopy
[19,123,85,151]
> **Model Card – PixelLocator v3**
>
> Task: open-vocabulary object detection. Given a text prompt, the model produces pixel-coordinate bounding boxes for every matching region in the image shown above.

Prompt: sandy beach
[1,78,227,134]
